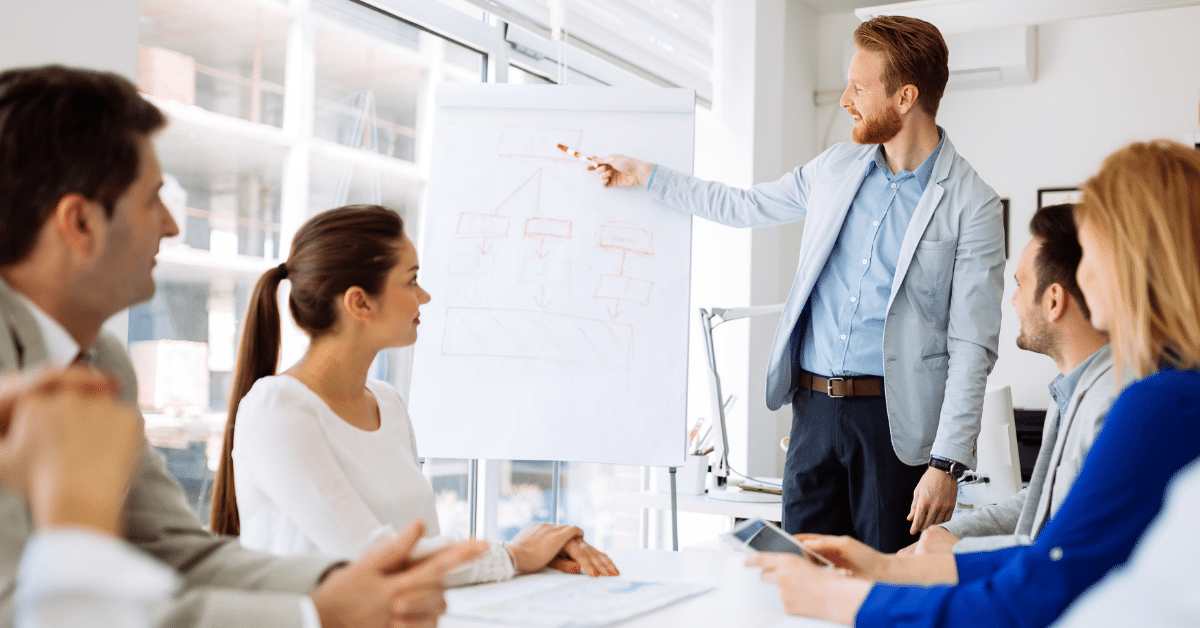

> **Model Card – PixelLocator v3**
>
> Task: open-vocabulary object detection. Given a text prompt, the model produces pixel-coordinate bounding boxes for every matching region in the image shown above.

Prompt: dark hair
[853,16,949,118]
[1029,203,1091,320]
[210,204,406,535]
[0,65,167,267]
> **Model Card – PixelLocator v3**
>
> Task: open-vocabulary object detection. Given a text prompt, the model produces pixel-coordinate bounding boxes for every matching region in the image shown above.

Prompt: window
[135,0,484,520]
[136,0,709,552]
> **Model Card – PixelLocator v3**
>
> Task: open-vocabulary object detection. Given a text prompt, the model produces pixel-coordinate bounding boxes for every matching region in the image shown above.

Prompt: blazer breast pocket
[909,238,956,322]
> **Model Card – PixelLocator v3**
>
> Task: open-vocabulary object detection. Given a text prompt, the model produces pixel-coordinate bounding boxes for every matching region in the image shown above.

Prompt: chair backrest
[961,386,1023,506]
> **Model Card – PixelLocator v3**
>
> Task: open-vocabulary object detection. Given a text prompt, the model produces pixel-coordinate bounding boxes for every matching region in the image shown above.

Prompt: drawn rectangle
[442,307,632,369]
[597,225,652,254]
[520,258,570,284]
[525,217,572,238]
[448,253,495,275]
[456,213,510,236]
[497,126,583,161]
[595,274,653,305]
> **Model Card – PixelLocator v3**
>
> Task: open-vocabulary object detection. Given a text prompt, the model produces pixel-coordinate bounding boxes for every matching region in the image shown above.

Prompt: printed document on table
[449,577,712,627]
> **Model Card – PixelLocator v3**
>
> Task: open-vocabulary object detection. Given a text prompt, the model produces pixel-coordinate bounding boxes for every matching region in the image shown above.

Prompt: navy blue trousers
[781,386,928,553]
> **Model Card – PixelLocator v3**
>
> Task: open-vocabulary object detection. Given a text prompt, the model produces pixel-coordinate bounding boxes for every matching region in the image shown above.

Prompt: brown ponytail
[209,204,405,535]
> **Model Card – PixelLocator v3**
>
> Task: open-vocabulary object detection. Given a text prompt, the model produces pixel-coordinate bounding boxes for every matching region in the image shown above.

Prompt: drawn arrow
[534,285,552,309]
[465,277,481,306]
[536,238,550,259]
[619,249,628,276]
[476,238,493,255]
[607,301,625,319]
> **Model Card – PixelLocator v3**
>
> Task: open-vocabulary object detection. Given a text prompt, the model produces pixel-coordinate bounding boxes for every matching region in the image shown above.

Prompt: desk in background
[622,490,782,521]
[442,547,842,628]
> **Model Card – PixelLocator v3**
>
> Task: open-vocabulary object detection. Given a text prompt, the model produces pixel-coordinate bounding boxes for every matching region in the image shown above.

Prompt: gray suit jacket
[0,278,336,628]
[942,345,1117,552]
[650,132,1005,466]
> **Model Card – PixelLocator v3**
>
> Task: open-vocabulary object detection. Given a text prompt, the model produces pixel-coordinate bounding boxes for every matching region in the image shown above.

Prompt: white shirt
[12,292,79,366]
[1053,458,1200,627]
[15,529,178,628]
[234,375,515,584]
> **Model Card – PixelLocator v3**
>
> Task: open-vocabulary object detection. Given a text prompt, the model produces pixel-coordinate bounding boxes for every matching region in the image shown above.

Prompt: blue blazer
[649,132,1005,466]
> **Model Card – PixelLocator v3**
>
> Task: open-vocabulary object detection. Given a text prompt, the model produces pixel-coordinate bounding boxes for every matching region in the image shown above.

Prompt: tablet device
[722,518,834,568]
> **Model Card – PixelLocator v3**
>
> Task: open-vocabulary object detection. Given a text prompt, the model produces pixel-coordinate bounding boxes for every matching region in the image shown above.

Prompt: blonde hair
[1074,140,1200,378]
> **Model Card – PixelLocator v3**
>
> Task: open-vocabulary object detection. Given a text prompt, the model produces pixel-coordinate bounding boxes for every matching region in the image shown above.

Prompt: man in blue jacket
[594,16,1004,552]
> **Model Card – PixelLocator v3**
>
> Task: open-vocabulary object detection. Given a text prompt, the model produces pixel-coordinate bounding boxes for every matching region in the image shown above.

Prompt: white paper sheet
[451,577,712,627]
[409,85,695,467]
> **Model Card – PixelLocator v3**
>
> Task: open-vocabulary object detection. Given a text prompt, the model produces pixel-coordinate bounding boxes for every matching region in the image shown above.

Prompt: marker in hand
[556,143,596,166]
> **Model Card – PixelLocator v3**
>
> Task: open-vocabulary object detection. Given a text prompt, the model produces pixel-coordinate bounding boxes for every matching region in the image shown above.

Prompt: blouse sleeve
[234,384,392,559]
[855,372,1200,628]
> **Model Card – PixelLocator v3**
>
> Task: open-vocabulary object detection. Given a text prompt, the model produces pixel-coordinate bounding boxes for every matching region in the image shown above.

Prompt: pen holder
[654,454,709,496]
[679,454,709,495]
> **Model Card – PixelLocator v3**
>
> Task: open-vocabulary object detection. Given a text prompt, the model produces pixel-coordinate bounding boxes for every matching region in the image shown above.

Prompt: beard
[851,106,903,145]
[1015,314,1056,357]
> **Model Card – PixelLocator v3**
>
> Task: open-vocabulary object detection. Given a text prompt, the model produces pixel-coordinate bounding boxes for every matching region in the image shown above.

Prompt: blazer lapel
[1034,346,1113,530]
[887,135,955,310]
[0,278,49,369]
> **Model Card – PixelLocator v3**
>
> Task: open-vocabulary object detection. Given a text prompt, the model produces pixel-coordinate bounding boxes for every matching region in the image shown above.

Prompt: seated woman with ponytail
[209,205,618,585]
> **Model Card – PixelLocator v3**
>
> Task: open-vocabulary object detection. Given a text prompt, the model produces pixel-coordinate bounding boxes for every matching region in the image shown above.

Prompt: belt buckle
[827,377,845,398]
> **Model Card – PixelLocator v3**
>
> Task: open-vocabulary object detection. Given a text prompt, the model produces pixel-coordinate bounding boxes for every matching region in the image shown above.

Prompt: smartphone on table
[722,518,834,568]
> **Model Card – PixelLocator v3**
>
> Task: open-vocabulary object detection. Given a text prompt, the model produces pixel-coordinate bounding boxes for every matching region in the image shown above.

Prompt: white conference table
[441,547,845,628]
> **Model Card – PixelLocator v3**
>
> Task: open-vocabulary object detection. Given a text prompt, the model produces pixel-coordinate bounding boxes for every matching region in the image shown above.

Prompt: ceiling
[800,0,896,15]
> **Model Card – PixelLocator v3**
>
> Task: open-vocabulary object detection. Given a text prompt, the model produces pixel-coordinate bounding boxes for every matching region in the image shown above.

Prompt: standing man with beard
[592,16,1005,552]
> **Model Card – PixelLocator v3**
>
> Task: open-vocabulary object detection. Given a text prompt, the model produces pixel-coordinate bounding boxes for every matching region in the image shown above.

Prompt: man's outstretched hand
[590,154,655,188]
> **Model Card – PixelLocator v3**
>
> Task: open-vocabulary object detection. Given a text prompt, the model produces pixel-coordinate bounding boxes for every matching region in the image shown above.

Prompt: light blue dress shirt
[1048,349,1102,420]
[800,135,943,377]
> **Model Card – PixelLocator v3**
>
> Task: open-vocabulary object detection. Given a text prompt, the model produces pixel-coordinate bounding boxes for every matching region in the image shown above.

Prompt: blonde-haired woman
[745,140,1200,627]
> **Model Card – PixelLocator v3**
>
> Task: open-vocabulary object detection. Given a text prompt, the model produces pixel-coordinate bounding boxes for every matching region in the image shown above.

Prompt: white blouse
[232,375,514,584]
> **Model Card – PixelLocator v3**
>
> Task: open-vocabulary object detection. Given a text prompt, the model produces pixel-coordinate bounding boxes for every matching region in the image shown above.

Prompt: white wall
[0,0,141,344]
[687,0,820,479]
[814,5,1200,409]
[0,0,139,79]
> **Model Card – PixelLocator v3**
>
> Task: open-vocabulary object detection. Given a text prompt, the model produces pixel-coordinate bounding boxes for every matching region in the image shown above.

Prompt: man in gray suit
[593,16,1005,551]
[0,65,484,628]
[903,203,1115,555]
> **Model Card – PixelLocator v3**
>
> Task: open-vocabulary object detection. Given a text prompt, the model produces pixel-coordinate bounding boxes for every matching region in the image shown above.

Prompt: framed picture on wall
[1037,187,1083,208]
[1000,198,1010,259]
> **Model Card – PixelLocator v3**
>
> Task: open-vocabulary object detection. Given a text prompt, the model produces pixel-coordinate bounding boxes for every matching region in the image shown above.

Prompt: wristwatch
[928,456,968,480]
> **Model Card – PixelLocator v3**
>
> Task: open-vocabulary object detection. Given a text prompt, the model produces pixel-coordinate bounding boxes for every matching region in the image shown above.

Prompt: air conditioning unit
[944,25,1036,88]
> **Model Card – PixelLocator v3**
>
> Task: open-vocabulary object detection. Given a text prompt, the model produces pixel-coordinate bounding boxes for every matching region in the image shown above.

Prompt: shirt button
[891,183,897,189]
[1049,547,1064,561]
[850,297,857,303]
[873,221,880,226]
[861,259,868,265]
[840,335,847,340]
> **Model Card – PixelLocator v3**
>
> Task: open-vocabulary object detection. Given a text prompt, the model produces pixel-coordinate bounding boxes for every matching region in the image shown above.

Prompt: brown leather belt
[798,370,883,398]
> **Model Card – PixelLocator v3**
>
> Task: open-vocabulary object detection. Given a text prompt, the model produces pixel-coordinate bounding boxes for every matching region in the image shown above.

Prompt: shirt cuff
[646,164,660,190]
[443,541,517,587]
[299,597,321,628]
[17,528,179,627]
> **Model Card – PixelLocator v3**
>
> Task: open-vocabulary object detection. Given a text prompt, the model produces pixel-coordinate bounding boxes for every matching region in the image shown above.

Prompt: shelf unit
[133,0,487,521]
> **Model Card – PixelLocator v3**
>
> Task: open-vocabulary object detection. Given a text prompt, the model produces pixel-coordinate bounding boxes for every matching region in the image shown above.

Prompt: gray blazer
[650,132,1005,466]
[0,278,337,628]
[943,345,1117,552]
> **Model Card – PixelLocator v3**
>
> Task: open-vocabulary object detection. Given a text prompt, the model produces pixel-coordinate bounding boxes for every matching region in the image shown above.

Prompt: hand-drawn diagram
[498,126,584,162]
[442,126,659,370]
[442,307,634,369]
[595,223,654,319]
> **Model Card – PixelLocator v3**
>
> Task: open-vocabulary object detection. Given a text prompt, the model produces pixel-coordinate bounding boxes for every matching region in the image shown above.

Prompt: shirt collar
[868,128,945,192]
[1048,346,1105,418]
[12,291,83,366]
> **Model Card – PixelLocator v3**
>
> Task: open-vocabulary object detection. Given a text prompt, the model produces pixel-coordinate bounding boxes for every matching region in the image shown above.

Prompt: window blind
[466,0,713,104]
